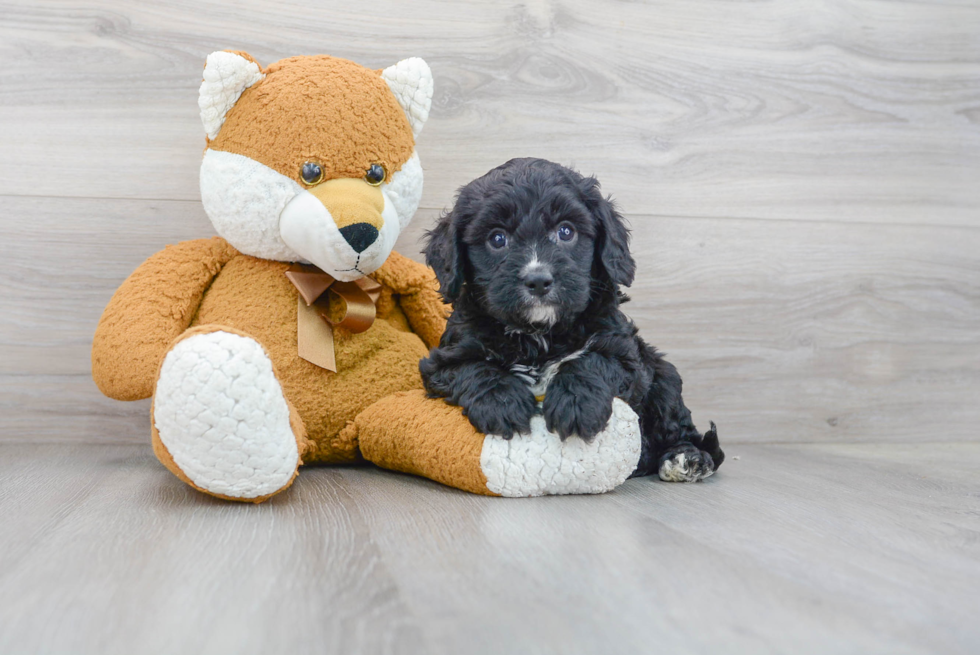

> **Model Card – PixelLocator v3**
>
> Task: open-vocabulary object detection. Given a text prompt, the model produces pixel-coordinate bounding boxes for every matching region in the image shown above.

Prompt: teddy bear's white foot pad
[154,331,299,499]
[480,399,642,497]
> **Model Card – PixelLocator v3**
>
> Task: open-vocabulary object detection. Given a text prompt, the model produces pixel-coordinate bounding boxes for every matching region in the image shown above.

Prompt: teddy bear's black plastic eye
[557,223,576,242]
[488,230,508,249]
[365,164,386,186]
[301,162,323,186]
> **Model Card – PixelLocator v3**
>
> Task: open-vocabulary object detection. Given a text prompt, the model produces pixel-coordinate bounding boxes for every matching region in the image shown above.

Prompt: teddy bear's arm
[372,251,449,349]
[91,237,239,401]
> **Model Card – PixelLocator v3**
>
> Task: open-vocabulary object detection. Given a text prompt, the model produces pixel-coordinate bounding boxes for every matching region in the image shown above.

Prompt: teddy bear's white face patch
[384,152,424,230]
[200,149,304,261]
[200,149,423,280]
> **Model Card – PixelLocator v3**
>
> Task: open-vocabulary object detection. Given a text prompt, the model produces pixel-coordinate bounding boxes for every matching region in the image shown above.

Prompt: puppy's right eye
[488,230,508,249]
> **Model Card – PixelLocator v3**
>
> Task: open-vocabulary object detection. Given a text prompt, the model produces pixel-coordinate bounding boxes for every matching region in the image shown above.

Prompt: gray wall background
[1,0,977,444]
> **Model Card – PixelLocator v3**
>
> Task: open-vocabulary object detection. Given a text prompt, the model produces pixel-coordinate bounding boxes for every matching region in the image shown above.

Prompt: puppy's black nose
[524,270,554,297]
[339,223,379,253]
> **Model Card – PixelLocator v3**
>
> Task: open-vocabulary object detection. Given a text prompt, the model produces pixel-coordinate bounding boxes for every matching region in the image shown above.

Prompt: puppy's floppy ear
[581,176,635,287]
[424,210,465,303]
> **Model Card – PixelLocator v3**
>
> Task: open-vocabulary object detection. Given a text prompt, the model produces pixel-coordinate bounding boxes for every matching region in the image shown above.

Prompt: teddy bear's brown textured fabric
[93,237,448,464]
[210,55,417,186]
[347,390,498,496]
[92,237,240,401]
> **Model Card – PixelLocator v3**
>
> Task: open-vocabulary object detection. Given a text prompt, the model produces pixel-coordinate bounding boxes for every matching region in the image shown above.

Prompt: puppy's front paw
[461,377,537,439]
[542,383,615,442]
[658,443,716,482]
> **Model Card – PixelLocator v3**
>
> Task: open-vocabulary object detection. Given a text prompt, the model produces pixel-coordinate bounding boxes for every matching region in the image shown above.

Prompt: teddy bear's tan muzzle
[308,178,384,253]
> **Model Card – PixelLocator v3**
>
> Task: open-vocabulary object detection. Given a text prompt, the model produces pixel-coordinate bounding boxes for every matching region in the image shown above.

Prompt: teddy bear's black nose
[339,223,379,253]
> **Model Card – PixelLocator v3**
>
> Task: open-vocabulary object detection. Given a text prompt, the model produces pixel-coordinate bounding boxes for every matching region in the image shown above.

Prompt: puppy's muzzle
[523,269,554,298]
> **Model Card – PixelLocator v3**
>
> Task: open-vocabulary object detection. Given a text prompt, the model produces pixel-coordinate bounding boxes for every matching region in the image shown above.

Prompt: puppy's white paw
[154,330,300,499]
[659,447,715,483]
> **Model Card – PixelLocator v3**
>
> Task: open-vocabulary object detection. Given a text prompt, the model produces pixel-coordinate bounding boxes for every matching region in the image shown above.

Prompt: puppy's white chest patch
[510,339,593,399]
[510,363,545,397]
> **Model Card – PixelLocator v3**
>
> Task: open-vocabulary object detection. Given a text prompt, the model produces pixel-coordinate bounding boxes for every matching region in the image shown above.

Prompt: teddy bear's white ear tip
[381,57,434,138]
[198,51,265,140]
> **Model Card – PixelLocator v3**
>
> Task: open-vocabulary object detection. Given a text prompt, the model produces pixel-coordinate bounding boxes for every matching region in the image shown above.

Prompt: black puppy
[420,158,723,482]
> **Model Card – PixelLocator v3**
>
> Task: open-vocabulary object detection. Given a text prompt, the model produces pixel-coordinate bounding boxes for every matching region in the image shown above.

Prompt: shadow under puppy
[420,158,724,482]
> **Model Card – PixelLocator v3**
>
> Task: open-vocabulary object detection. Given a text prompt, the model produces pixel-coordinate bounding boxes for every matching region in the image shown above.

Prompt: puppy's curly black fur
[420,158,723,481]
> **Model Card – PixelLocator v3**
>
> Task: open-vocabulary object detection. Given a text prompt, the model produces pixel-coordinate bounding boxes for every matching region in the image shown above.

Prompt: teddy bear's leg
[150,326,309,503]
[348,390,643,497]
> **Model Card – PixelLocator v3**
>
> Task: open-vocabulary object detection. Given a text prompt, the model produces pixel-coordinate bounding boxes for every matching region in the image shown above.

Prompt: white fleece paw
[154,331,299,499]
[480,398,642,497]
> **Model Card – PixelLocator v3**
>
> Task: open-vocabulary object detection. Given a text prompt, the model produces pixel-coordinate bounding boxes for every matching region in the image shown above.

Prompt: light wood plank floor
[1,442,978,654]
[1,1,978,652]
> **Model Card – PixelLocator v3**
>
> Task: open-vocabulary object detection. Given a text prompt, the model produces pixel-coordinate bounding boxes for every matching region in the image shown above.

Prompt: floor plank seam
[3,193,977,232]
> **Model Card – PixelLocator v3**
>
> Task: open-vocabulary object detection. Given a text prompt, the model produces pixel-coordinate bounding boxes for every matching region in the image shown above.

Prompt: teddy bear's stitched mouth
[335,253,367,277]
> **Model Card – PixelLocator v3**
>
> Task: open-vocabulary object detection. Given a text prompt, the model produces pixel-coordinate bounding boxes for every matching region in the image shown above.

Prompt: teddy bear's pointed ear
[198,51,265,140]
[381,58,434,138]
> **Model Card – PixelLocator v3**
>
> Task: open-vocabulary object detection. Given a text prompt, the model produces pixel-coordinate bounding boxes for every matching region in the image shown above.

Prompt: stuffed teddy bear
[92,51,642,502]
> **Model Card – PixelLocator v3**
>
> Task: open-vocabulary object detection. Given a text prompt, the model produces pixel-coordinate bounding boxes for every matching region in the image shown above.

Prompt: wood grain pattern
[2,2,978,651]
[1,441,978,654]
[2,0,978,448]
[3,197,977,444]
[0,1,978,223]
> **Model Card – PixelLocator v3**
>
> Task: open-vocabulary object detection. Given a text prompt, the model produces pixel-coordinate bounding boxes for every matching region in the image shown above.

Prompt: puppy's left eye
[557,223,576,242]
[488,230,508,249]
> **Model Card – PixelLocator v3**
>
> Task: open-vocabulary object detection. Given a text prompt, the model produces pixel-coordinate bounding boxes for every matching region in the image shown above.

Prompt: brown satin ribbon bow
[285,264,382,372]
